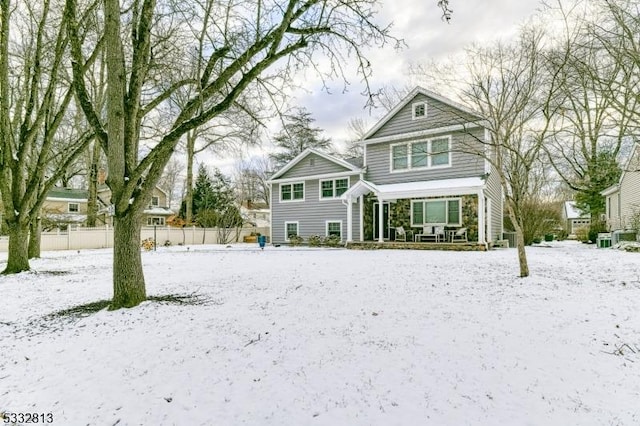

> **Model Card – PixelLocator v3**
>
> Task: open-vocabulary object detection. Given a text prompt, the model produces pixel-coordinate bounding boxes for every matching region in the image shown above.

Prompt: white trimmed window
[68,203,79,213]
[280,182,304,202]
[285,221,299,241]
[147,217,165,226]
[326,221,342,238]
[151,196,160,206]
[391,136,451,171]
[412,101,427,120]
[411,198,461,226]
[320,178,349,199]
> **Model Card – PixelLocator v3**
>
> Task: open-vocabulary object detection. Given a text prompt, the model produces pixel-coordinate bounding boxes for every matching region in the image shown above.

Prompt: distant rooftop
[47,188,89,200]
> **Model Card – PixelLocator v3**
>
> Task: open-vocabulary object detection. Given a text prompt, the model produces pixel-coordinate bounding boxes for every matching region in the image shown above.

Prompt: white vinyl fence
[0,225,270,252]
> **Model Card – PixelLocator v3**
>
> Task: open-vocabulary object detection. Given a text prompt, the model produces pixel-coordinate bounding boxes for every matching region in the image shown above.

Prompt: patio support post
[378,198,384,243]
[478,190,486,244]
[346,197,353,242]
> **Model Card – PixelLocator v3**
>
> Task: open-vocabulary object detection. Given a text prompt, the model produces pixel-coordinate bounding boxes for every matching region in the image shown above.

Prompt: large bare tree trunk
[185,131,195,223]
[514,225,529,278]
[111,213,146,308]
[28,216,42,259]
[3,222,30,274]
[86,142,100,227]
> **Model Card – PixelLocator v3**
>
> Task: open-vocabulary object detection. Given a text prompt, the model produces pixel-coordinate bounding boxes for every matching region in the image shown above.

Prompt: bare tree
[64,0,431,309]
[415,27,562,277]
[157,156,183,210]
[233,155,274,207]
[0,0,94,272]
[542,0,636,220]
[460,30,564,277]
[342,117,370,158]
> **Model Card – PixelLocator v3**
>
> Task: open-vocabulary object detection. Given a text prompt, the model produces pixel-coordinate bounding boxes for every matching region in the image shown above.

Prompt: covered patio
[341,177,490,246]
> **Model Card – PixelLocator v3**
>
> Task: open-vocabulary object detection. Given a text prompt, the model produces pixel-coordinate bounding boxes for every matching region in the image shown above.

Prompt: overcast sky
[216,0,545,173]
[302,0,544,141]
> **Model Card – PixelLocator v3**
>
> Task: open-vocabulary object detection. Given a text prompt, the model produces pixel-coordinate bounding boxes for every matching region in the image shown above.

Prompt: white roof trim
[616,141,640,188]
[362,86,483,140]
[600,184,620,197]
[342,177,486,201]
[269,148,361,181]
[268,169,360,184]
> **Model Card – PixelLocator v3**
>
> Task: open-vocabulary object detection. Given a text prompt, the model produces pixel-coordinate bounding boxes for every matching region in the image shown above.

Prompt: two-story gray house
[269,87,503,246]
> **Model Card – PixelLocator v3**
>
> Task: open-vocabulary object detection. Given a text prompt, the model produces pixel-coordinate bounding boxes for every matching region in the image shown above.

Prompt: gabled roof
[618,141,640,186]
[362,86,484,140]
[269,148,362,181]
[564,201,589,220]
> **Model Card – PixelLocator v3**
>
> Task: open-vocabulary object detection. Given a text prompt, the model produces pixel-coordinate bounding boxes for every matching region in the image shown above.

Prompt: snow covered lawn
[1,242,639,425]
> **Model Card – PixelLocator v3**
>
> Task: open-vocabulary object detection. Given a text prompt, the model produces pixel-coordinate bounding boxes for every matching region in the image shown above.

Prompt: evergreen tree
[270,108,333,168]
[182,165,242,228]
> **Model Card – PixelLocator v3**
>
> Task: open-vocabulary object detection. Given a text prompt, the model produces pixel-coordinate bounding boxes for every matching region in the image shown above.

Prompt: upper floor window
[391,136,451,172]
[412,101,427,120]
[68,203,79,213]
[281,182,304,202]
[151,196,159,207]
[320,178,349,199]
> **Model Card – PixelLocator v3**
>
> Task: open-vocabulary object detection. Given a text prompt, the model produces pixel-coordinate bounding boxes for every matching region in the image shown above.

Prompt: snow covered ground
[1,241,639,426]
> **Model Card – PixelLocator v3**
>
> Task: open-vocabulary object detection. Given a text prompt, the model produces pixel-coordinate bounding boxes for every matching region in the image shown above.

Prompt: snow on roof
[564,201,589,219]
[44,213,87,223]
[343,177,485,200]
[143,207,174,216]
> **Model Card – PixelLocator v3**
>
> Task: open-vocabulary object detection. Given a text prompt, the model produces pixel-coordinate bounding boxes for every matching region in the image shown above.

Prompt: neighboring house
[241,203,270,228]
[42,188,94,228]
[601,142,640,232]
[561,201,590,237]
[269,87,503,245]
[97,185,174,226]
[41,185,173,228]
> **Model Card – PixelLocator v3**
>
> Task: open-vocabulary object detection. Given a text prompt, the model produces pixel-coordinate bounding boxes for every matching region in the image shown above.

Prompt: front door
[373,202,390,240]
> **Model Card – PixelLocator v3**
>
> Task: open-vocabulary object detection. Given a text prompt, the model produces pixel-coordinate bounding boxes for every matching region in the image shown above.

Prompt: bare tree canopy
[63,0,427,308]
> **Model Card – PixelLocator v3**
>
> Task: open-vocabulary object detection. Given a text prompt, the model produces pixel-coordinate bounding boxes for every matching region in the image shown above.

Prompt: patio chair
[394,226,410,242]
[451,227,468,243]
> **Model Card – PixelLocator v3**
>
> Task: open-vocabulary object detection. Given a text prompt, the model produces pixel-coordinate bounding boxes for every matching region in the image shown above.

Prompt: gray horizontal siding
[279,152,351,179]
[364,128,486,184]
[485,167,503,242]
[370,93,479,140]
[271,179,361,244]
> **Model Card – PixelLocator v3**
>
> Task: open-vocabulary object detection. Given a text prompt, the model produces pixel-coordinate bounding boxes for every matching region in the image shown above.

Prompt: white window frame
[319,177,350,200]
[147,217,165,226]
[68,202,79,213]
[325,220,342,238]
[410,198,462,227]
[284,221,299,242]
[280,182,305,203]
[390,135,452,173]
[412,101,427,120]
[151,196,160,207]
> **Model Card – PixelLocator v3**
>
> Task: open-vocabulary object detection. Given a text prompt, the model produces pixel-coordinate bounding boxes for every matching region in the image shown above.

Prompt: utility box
[597,233,612,248]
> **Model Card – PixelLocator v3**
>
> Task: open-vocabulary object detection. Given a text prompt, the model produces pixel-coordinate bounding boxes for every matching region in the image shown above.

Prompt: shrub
[323,234,342,247]
[575,227,589,243]
[141,238,155,251]
[288,234,303,246]
[308,234,322,247]
[588,219,607,244]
